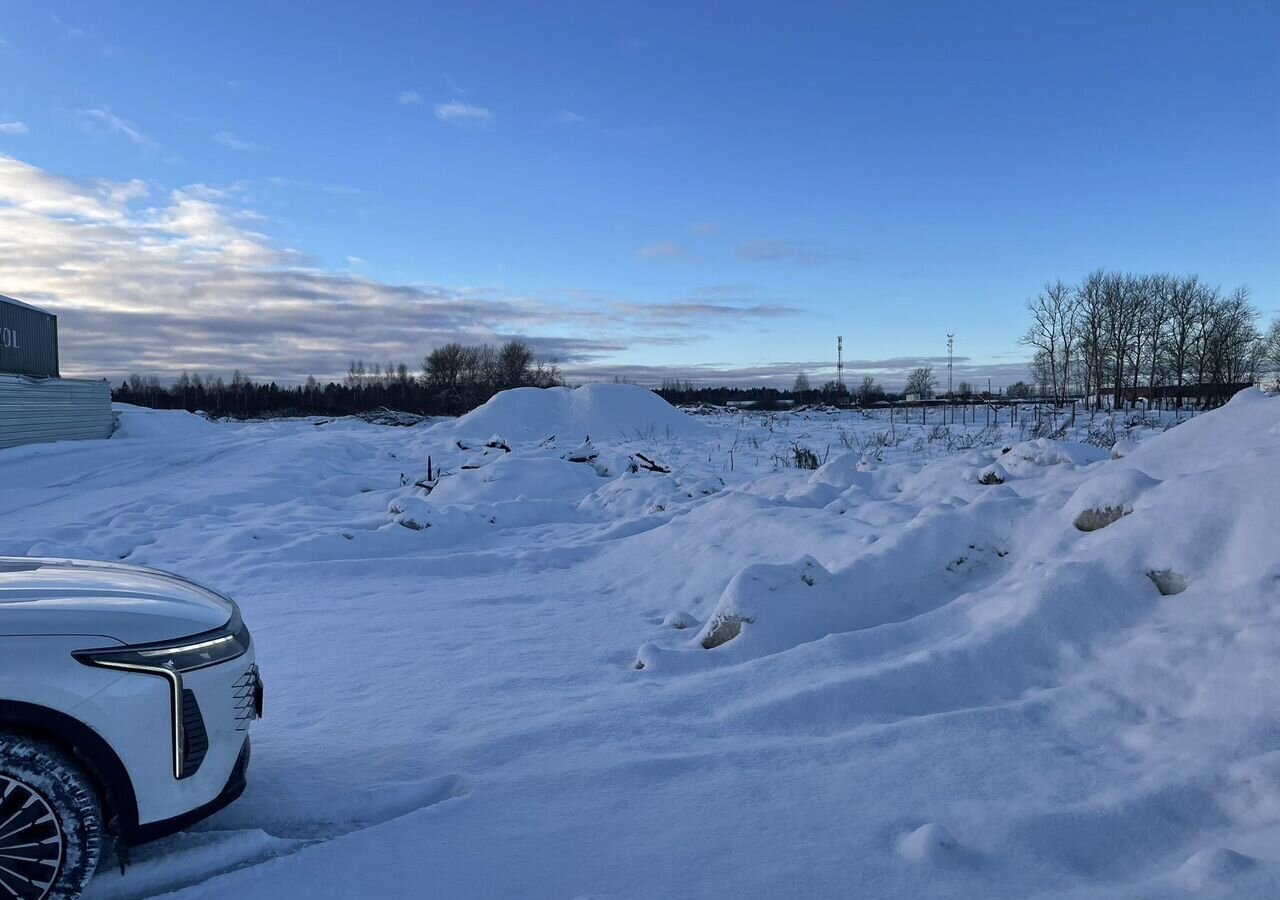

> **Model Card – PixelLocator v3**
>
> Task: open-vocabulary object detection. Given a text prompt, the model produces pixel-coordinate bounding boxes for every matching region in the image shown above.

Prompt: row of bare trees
[1023,271,1277,409]
[419,340,562,412]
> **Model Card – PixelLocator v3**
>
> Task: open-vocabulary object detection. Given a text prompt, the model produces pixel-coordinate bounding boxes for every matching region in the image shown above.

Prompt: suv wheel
[0,735,103,900]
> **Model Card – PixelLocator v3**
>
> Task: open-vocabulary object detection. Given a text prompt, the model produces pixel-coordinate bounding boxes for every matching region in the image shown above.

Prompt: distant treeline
[1022,270,1279,409]
[113,287,1280,419]
[657,376,994,407]
[112,340,563,417]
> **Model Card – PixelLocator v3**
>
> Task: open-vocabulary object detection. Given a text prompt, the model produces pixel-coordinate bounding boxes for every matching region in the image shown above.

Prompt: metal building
[0,294,60,378]
[0,295,114,450]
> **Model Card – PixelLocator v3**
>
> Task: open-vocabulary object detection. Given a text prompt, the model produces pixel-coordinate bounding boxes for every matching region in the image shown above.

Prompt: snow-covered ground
[3,383,1279,899]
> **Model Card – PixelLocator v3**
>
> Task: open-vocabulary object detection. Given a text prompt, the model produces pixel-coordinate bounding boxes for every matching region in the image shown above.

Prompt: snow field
[1,383,1277,898]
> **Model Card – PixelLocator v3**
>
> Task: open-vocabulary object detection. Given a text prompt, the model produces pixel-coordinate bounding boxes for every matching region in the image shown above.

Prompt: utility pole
[836,335,844,399]
[946,333,954,398]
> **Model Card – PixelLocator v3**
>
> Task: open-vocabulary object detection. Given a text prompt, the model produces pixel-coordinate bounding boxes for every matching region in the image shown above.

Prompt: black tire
[0,734,103,900]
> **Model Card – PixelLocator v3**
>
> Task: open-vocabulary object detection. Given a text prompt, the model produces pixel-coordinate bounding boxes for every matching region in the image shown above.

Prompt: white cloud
[75,107,158,153]
[637,242,684,259]
[0,155,141,221]
[212,130,266,152]
[552,110,585,125]
[347,256,366,266]
[52,15,87,40]
[735,238,857,267]
[0,155,797,383]
[396,90,421,105]
[434,100,493,128]
[0,122,29,135]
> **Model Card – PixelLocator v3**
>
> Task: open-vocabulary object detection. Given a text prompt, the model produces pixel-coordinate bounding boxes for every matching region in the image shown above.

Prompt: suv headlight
[75,610,250,673]
[74,610,251,778]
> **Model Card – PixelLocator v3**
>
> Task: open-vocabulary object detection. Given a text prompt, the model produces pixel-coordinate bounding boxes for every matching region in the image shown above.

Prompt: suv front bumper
[127,736,251,845]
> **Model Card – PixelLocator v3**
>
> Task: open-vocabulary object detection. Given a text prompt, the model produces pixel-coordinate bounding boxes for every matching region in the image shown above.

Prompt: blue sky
[0,1,1276,386]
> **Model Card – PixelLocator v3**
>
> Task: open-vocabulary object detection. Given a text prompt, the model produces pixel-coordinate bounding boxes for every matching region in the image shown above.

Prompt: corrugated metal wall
[0,375,113,450]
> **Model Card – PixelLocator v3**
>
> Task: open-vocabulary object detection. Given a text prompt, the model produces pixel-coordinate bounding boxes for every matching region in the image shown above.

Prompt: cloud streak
[0,155,802,385]
[0,122,28,135]
[636,242,684,260]
[434,100,493,128]
[212,130,266,152]
[74,107,159,153]
[735,238,858,267]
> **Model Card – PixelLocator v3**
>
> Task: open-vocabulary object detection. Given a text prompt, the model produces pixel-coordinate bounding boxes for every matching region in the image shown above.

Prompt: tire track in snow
[86,775,469,900]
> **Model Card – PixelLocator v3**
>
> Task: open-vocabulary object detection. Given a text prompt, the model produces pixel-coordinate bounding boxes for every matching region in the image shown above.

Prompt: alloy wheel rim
[0,776,63,900]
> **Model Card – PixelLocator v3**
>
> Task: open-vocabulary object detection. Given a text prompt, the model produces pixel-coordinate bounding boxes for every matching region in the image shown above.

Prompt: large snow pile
[0,388,1276,899]
[111,403,222,440]
[443,382,706,442]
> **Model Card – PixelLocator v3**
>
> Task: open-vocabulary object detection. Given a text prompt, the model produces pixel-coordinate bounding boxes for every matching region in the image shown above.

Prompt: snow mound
[428,456,605,505]
[444,383,705,443]
[663,611,698,630]
[387,495,492,531]
[112,403,219,440]
[895,823,960,863]
[999,438,1110,475]
[694,557,833,652]
[1173,847,1257,890]
[1066,466,1160,531]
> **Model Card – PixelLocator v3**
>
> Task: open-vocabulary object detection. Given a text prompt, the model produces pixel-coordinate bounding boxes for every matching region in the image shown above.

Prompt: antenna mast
[836,335,844,393]
[946,333,954,397]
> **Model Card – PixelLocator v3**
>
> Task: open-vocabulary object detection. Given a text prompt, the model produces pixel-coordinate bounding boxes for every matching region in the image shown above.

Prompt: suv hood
[0,558,236,644]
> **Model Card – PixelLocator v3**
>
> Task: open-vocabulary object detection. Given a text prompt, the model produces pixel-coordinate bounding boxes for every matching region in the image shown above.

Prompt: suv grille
[180,688,209,778]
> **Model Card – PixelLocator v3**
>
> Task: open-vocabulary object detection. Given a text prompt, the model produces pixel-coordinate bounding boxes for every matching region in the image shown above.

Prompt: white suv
[0,558,263,899]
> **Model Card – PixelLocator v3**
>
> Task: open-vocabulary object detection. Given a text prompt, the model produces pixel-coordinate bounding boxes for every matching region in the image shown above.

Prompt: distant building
[0,294,113,450]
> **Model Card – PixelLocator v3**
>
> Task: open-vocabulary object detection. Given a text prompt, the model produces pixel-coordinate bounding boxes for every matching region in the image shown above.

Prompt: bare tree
[422,342,468,392]
[1101,273,1144,409]
[858,375,880,404]
[1141,274,1176,405]
[1030,350,1053,397]
[1188,286,1258,405]
[1021,279,1078,403]
[1164,275,1202,407]
[1076,270,1110,409]
[1125,276,1156,408]
[1208,287,1261,402]
[1265,319,1280,385]
[530,359,563,388]
[905,366,937,399]
[498,340,535,390]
